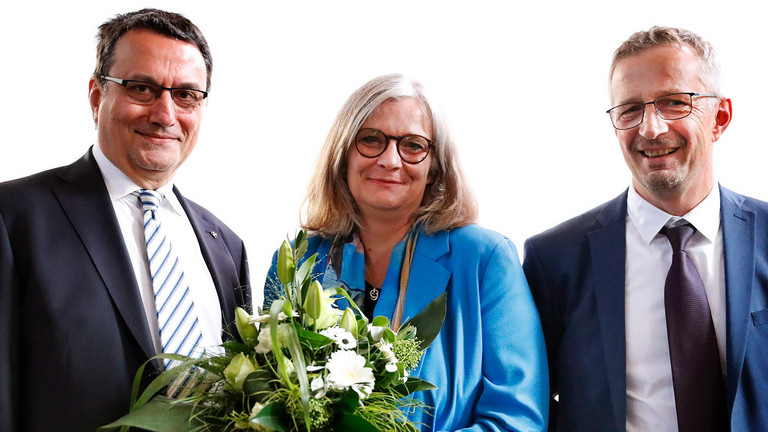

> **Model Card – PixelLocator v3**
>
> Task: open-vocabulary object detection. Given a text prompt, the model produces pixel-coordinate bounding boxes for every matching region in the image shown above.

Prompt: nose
[377,138,402,169]
[638,104,668,139]
[147,90,176,128]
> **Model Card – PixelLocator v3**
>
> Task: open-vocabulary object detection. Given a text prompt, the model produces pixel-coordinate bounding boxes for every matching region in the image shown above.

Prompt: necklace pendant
[369,287,380,301]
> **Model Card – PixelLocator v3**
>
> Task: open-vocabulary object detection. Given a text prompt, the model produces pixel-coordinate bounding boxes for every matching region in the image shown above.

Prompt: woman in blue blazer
[264,74,547,431]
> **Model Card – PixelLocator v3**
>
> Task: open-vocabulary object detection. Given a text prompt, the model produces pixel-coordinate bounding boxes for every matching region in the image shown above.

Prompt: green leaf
[252,401,288,431]
[294,230,308,263]
[282,324,312,430]
[372,316,389,328]
[336,389,361,413]
[293,323,334,349]
[242,369,276,400]
[383,328,396,344]
[331,412,380,432]
[401,291,447,350]
[269,300,290,387]
[296,253,317,287]
[390,377,438,397]
[98,397,200,432]
[133,354,204,409]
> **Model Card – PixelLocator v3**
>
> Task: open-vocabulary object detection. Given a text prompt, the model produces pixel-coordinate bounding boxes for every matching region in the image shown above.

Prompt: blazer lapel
[588,191,628,432]
[719,185,755,409]
[53,151,156,361]
[175,188,240,333]
[402,230,451,322]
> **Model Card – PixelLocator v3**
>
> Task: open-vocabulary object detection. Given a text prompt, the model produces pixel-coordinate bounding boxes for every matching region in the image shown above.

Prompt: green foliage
[101,230,447,432]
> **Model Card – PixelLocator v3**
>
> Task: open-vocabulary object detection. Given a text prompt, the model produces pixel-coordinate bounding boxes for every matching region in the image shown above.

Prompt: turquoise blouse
[264,224,548,431]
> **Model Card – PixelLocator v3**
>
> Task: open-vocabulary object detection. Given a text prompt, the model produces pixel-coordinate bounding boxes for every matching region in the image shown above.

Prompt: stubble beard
[632,135,687,192]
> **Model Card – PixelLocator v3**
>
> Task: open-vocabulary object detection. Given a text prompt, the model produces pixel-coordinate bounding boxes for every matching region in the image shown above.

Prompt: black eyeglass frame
[99,75,208,107]
[606,92,720,130]
[353,128,435,164]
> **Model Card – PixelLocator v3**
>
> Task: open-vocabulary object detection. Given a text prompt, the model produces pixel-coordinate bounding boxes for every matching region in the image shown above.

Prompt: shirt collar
[92,144,184,215]
[627,184,720,245]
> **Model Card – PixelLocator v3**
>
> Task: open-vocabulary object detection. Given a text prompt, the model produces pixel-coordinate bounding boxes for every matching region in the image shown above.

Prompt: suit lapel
[719,186,754,409]
[402,230,451,322]
[589,191,628,431]
[175,188,239,333]
[53,151,156,360]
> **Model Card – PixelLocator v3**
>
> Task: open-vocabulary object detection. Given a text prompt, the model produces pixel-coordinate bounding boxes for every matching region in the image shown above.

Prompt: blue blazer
[265,225,549,431]
[522,185,768,431]
[0,149,251,432]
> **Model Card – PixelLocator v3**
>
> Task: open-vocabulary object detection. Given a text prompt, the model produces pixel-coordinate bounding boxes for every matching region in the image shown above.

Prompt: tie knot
[661,223,696,252]
[138,189,163,212]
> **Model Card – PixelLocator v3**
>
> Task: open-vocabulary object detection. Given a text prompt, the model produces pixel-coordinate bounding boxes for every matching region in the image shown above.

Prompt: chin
[640,172,685,192]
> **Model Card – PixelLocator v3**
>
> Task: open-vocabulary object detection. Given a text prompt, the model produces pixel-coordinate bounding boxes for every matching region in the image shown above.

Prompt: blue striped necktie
[138,189,204,369]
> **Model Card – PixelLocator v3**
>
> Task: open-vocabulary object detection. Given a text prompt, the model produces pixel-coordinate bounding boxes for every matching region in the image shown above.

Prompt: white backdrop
[2,1,766,306]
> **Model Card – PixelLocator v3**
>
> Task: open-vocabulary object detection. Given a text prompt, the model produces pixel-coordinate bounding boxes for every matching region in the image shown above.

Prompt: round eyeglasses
[354,128,434,164]
[606,92,719,130]
[100,75,208,110]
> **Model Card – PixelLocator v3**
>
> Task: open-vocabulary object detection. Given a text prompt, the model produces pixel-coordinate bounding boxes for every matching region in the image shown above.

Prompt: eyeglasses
[606,92,719,130]
[354,128,434,164]
[100,76,208,110]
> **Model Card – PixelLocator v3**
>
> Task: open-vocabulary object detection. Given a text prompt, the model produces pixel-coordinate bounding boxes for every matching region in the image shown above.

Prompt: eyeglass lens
[123,81,206,109]
[354,128,431,164]
[610,93,693,129]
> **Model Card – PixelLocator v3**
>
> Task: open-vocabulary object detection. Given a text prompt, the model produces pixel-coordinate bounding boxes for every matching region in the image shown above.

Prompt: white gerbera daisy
[320,327,357,350]
[325,350,375,399]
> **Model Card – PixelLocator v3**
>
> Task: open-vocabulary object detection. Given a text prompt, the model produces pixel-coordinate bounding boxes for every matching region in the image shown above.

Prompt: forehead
[363,98,432,134]
[610,45,705,104]
[110,28,206,86]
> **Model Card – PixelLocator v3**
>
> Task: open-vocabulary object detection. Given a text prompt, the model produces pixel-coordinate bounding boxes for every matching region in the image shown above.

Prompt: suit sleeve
[522,238,559,431]
[0,212,19,432]
[459,238,549,432]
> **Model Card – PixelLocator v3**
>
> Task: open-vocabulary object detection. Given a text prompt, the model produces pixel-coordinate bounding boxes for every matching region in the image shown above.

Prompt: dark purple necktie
[661,224,728,431]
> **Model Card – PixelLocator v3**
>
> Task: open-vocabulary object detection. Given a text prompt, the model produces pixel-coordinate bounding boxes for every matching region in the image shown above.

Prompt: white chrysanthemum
[320,327,357,349]
[325,350,375,399]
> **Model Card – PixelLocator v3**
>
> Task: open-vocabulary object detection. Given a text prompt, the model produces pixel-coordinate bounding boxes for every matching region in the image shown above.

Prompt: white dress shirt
[624,185,726,431]
[92,144,223,357]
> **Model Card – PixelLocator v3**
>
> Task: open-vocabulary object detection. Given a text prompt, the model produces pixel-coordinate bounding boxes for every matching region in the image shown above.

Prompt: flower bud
[224,352,259,392]
[277,241,295,285]
[339,308,357,336]
[304,280,323,320]
[235,307,259,345]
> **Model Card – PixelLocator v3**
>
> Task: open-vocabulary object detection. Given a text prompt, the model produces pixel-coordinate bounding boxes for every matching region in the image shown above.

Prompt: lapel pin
[209,231,218,239]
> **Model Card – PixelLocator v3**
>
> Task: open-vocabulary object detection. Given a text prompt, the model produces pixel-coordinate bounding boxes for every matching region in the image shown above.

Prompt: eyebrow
[123,74,205,90]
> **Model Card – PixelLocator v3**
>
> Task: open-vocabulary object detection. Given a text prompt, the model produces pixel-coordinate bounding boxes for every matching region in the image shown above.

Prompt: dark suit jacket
[0,149,251,432]
[523,185,768,431]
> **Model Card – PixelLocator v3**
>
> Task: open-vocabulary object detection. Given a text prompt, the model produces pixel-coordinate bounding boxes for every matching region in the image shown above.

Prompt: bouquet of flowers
[100,231,447,432]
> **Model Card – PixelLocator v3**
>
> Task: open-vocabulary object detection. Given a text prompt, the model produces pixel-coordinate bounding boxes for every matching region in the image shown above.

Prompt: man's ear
[712,97,732,142]
[88,77,101,124]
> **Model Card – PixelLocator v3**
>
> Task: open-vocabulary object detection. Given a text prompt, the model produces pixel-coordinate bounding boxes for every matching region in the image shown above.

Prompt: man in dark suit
[0,9,250,432]
[523,26,768,431]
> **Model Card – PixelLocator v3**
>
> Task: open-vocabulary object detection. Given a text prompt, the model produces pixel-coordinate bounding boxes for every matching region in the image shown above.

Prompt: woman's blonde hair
[302,73,477,237]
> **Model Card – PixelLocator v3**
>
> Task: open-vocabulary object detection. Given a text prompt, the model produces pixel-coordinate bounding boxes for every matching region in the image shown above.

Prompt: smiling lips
[641,148,678,158]
[370,177,402,185]
[137,129,178,143]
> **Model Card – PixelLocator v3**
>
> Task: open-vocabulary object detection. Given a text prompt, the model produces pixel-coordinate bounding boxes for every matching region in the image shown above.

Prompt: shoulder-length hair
[302,73,478,238]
